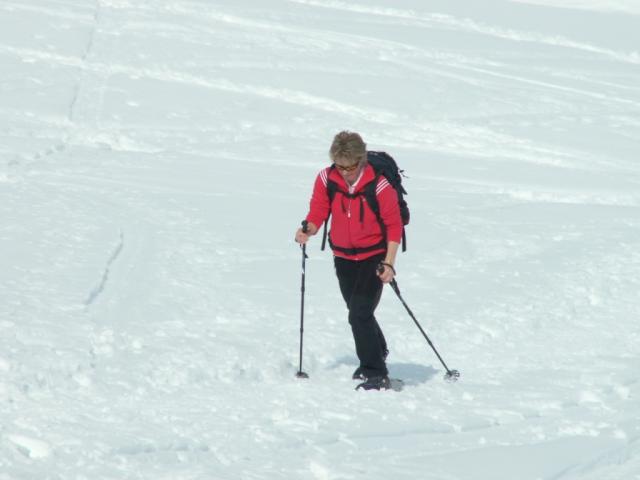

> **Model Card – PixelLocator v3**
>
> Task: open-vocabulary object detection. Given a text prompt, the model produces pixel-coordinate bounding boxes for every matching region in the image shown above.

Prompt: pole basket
[444,369,460,382]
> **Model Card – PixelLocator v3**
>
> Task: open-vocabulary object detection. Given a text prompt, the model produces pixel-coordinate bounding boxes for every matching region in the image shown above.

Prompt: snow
[1,0,639,479]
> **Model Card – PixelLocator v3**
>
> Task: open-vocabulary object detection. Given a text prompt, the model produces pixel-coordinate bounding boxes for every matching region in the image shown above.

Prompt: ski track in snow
[66,0,102,123]
[1,0,639,479]
[1,40,631,173]
[84,230,124,307]
[289,0,640,63]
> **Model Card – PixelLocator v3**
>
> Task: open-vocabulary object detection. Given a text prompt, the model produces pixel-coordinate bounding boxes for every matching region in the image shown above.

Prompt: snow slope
[1,1,640,479]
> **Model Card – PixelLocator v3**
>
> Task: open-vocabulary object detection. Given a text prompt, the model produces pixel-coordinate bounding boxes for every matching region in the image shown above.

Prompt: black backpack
[321,151,410,253]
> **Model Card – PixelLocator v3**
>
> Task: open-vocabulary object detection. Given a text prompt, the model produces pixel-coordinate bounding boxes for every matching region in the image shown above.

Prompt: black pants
[334,253,388,378]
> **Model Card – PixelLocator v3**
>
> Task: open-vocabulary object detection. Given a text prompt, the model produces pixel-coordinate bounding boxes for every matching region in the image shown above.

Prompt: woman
[295,131,403,390]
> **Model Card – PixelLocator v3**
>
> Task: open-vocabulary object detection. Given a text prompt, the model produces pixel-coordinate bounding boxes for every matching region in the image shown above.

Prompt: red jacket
[306,164,403,261]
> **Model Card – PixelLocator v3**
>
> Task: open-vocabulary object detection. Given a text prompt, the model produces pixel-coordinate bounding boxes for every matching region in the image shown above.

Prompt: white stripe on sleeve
[376,178,390,195]
[320,168,328,186]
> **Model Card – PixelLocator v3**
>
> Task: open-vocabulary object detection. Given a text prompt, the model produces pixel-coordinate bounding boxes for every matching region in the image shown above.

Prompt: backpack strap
[321,171,339,251]
[364,174,406,252]
[321,219,329,251]
[328,237,387,256]
[363,175,386,239]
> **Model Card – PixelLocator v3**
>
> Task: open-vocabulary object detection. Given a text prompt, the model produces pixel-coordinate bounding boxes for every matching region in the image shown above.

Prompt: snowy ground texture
[2,0,640,479]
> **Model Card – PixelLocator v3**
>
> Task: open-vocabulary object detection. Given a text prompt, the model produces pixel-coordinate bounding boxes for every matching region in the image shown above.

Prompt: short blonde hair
[329,131,367,165]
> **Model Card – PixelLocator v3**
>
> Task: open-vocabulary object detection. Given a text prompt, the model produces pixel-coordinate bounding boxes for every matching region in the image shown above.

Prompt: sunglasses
[334,162,360,172]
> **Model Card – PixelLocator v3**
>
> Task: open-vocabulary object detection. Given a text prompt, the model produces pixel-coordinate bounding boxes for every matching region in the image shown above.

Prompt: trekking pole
[379,265,460,382]
[296,220,310,379]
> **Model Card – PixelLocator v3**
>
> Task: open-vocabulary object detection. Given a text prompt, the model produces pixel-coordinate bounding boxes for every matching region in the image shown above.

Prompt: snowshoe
[356,375,391,391]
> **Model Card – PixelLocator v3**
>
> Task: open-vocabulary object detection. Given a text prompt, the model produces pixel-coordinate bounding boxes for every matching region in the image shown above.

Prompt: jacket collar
[329,163,375,192]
